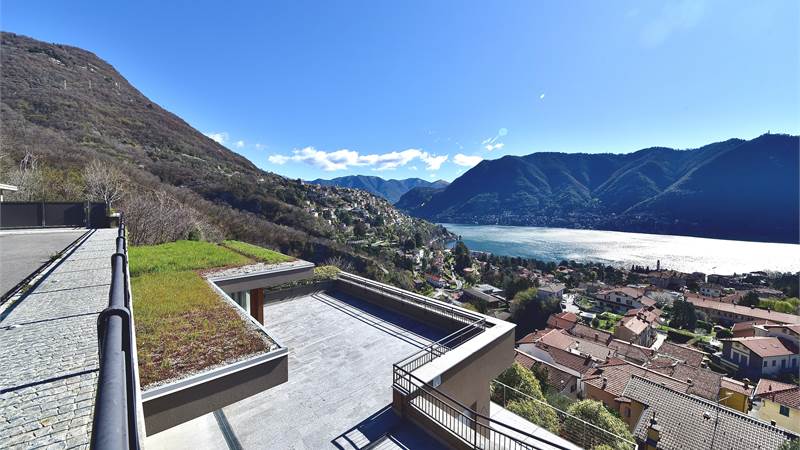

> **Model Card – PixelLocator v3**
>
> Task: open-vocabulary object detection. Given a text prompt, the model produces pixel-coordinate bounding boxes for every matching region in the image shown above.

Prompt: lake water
[440,223,800,274]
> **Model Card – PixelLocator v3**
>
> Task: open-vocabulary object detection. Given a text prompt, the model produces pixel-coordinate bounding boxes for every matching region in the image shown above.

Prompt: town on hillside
[404,239,800,442]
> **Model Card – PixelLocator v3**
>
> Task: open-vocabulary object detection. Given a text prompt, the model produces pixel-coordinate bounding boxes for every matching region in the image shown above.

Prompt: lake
[440,223,800,274]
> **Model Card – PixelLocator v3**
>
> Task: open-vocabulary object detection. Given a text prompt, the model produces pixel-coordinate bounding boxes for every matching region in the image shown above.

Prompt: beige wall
[756,400,800,433]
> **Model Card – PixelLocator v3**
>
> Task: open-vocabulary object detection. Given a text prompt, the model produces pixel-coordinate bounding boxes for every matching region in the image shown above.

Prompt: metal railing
[394,365,574,450]
[339,272,486,326]
[396,318,487,374]
[91,215,141,449]
[492,380,637,450]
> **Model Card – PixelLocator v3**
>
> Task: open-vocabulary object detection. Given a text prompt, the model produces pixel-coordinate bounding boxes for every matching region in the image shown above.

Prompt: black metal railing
[91,215,140,449]
[395,319,487,374]
[339,272,487,326]
[393,365,574,450]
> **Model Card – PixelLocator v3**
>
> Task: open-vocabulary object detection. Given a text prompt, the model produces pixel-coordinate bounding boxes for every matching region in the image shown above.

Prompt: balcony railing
[395,318,487,374]
[91,215,141,449]
[492,381,636,450]
[394,365,574,450]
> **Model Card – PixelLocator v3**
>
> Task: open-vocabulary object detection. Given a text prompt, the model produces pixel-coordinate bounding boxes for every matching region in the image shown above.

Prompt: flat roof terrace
[146,290,451,449]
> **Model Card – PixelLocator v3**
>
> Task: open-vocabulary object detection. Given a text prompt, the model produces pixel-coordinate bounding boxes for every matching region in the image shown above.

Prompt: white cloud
[409,166,418,171]
[255,143,266,150]
[484,143,505,152]
[268,154,290,165]
[278,147,448,172]
[641,0,707,47]
[204,131,229,145]
[428,173,437,179]
[539,93,545,100]
[482,128,508,151]
[235,140,245,149]
[453,153,483,167]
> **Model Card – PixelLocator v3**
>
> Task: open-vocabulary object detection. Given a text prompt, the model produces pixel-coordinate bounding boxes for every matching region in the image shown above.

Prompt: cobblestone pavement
[0,229,117,449]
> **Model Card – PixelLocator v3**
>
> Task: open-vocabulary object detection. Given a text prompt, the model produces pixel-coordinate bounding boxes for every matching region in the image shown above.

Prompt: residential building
[546,311,579,330]
[537,282,566,301]
[718,377,754,412]
[648,361,723,402]
[614,307,660,347]
[754,379,800,433]
[646,271,688,290]
[608,339,655,365]
[686,296,800,326]
[425,273,445,288]
[583,359,691,428]
[623,376,795,450]
[698,282,723,297]
[732,319,776,338]
[568,323,614,344]
[514,350,581,398]
[595,286,647,313]
[720,336,798,379]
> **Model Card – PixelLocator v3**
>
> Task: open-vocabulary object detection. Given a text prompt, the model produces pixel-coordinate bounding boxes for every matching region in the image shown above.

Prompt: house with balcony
[594,286,648,313]
[537,282,565,301]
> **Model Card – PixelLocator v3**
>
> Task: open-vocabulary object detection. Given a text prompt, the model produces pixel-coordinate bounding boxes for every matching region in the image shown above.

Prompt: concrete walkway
[0,228,118,449]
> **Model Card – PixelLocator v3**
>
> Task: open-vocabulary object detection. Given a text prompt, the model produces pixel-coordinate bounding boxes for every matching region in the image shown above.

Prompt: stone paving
[146,291,449,450]
[0,229,118,449]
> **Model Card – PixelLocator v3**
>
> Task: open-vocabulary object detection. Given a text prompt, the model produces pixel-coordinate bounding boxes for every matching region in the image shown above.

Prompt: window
[772,360,777,367]
[782,359,786,368]
[625,407,631,417]
[793,359,797,368]
[780,405,790,417]
[764,361,768,367]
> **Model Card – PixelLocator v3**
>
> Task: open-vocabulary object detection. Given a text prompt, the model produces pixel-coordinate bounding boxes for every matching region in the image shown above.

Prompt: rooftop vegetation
[129,240,250,277]
[222,240,295,264]
[130,239,293,387]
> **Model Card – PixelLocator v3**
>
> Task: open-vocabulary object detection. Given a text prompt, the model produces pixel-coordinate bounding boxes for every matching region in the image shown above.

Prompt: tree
[779,439,800,450]
[671,300,697,330]
[84,159,128,211]
[453,241,471,272]
[739,291,760,307]
[511,287,560,336]
[564,400,634,450]
[353,221,368,237]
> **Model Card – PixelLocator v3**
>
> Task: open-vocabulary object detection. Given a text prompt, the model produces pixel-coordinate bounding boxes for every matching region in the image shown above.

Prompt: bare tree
[84,159,128,211]
[5,150,44,201]
[121,188,222,245]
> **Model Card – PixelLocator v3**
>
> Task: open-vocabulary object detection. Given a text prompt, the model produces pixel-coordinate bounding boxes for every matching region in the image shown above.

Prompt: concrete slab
[146,291,449,449]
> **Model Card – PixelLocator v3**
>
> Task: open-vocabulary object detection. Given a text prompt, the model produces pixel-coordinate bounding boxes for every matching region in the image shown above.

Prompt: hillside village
[403,240,800,442]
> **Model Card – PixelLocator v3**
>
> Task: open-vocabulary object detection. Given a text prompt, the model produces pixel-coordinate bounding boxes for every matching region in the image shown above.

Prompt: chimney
[657,260,661,271]
[601,377,608,389]
[687,378,693,385]
[645,412,662,450]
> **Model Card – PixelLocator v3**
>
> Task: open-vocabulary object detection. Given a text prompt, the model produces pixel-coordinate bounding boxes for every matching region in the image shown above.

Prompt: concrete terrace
[146,291,450,450]
[0,228,117,449]
[0,229,87,296]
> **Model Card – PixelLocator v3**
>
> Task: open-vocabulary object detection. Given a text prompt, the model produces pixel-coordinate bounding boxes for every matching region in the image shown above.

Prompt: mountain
[394,185,447,211]
[0,32,448,286]
[398,135,799,243]
[310,175,448,203]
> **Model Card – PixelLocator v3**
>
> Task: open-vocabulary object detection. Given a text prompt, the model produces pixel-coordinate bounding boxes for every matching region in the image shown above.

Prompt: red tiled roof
[516,329,551,345]
[755,378,800,409]
[657,342,706,367]
[568,323,613,344]
[725,337,795,358]
[537,345,595,375]
[686,297,800,324]
[584,359,690,398]
[650,363,722,401]
[515,350,578,392]
[538,329,577,351]
[608,339,655,363]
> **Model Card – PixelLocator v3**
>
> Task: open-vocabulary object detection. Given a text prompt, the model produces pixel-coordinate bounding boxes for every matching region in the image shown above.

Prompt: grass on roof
[128,240,252,277]
[222,240,295,264]
[132,270,269,387]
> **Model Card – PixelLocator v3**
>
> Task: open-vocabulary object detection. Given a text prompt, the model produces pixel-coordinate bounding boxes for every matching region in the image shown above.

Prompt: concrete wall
[142,352,288,435]
[334,278,466,334]
[436,327,516,420]
[212,264,315,294]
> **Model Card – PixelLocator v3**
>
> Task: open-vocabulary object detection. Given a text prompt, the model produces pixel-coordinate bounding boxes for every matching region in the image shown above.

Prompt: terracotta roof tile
[624,376,795,450]
[657,342,706,367]
[725,337,795,358]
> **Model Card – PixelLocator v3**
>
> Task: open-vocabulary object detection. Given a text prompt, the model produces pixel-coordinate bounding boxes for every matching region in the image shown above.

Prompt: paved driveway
[0,229,87,296]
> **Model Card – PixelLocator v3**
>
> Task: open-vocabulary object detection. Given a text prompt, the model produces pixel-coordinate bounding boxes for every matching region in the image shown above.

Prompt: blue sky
[2,0,798,181]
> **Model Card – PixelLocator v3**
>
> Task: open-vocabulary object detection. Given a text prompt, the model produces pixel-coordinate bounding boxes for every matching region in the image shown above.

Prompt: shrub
[506,398,560,434]
[564,400,634,450]
[492,362,545,404]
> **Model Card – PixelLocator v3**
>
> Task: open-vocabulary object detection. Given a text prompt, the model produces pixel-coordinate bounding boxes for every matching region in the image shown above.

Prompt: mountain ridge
[309,175,448,203]
[397,135,799,243]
